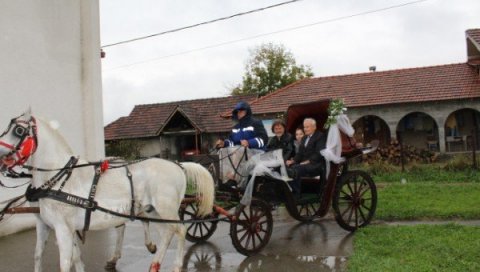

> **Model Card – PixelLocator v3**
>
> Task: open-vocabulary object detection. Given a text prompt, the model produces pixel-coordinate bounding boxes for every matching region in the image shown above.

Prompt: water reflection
[237,222,353,272]
[238,254,348,272]
[183,242,222,271]
[181,221,353,272]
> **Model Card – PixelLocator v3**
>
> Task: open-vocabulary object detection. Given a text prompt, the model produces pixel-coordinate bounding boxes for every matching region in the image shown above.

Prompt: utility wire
[104,0,429,72]
[101,0,303,48]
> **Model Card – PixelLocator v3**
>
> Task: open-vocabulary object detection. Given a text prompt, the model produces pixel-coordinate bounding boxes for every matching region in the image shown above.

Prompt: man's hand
[240,139,249,147]
[215,139,225,149]
[286,159,294,166]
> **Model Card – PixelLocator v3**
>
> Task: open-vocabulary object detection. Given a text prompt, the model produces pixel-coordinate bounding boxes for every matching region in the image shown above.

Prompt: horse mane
[37,117,74,154]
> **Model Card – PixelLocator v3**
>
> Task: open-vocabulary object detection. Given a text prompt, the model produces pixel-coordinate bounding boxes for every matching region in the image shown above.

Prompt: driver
[215,101,268,191]
[215,101,268,150]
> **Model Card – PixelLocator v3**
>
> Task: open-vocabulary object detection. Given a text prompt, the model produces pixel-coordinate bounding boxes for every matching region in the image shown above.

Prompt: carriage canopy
[285,99,331,134]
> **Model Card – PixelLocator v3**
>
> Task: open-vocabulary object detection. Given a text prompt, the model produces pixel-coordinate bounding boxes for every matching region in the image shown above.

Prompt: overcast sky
[99,0,479,125]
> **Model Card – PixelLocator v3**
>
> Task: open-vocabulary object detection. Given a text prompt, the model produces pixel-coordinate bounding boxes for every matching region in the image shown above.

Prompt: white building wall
[0,1,103,236]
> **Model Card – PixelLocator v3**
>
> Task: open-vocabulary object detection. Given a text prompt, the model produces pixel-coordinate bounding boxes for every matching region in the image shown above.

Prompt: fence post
[472,129,478,170]
[396,132,405,172]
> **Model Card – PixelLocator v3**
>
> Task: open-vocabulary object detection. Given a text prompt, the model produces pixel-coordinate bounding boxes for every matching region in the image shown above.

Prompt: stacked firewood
[361,140,438,165]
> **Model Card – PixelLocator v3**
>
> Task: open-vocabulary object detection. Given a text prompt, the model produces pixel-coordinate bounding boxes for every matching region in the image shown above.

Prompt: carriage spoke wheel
[333,170,377,231]
[179,202,218,243]
[293,194,322,222]
[230,199,273,256]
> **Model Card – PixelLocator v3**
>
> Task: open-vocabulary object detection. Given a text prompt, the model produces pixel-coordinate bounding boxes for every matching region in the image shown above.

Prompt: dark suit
[289,130,327,193]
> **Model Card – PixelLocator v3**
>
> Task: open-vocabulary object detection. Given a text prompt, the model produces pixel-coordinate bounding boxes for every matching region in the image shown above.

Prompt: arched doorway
[397,112,438,151]
[444,108,480,152]
[352,115,391,147]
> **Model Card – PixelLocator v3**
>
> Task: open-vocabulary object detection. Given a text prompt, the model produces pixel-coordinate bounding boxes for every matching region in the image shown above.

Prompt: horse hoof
[146,243,157,254]
[104,261,116,271]
[149,262,160,272]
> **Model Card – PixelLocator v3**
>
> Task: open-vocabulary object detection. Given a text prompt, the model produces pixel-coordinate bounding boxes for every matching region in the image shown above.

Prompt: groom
[285,118,327,194]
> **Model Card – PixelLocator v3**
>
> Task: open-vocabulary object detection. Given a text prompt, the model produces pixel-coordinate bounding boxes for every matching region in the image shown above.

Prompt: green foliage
[349,224,480,272]
[362,160,399,176]
[443,153,479,171]
[105,139,145,160]
[324,99,346,129]
[231,43,314,96]
[353,156,480,183]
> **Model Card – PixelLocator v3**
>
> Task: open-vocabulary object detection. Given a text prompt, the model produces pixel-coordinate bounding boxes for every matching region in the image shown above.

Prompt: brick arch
[396,112,439,151]
[444,108,480,152]
[352,115,391,147]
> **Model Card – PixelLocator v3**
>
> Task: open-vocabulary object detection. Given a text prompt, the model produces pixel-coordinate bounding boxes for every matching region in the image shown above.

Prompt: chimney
[369,66,376,72]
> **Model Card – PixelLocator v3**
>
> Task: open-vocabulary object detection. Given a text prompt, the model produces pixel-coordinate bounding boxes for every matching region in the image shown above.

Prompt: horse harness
[24,156,137,241]
[0,115,224,237]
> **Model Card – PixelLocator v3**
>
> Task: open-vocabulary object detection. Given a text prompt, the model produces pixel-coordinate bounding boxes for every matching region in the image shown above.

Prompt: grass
[348,158,480,271]
[376,182,480,220]
[348,224,480,272]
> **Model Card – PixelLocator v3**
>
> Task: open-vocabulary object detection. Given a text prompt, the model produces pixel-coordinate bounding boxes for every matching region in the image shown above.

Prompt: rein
[226,147,250,179]
[0,195,27,222]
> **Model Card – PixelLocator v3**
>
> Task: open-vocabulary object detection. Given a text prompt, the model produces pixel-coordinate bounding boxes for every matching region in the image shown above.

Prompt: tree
[231,43,314,96]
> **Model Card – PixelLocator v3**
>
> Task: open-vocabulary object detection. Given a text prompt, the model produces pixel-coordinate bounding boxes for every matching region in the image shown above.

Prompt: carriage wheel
[292,193,322,222]
[332,170,377,232]
[179,202,218,243]
[230,199,273,256]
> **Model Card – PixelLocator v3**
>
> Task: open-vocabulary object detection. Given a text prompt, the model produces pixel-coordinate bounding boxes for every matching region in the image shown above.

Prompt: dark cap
[232,101,252,120]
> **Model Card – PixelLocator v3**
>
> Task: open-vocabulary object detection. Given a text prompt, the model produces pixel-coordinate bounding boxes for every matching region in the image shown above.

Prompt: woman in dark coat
[267,119,294,161]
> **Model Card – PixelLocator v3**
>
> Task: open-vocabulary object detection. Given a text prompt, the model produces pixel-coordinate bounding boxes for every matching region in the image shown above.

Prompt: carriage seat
[300,176,321,183]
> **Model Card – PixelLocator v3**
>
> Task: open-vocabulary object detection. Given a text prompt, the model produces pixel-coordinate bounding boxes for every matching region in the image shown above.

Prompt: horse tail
[180,162,215,217]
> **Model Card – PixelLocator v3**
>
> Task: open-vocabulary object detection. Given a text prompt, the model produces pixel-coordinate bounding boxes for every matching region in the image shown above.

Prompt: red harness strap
[0,118,38,170]
[0,141,14,149]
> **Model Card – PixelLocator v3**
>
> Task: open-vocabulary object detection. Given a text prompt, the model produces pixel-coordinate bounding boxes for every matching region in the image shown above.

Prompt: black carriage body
[251,99,377,227]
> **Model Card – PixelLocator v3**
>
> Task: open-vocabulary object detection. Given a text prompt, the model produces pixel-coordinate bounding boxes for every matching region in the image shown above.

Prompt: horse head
[0,109,38,173]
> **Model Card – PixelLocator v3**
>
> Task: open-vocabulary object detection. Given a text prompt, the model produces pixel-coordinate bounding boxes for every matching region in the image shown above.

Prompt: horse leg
[54,225,75,272]
[172,224,186,272]
[143,221,157,254]
[105,224,125,271]
[149,224,174,272]
[34,220,51,272]
[72,235,85,272]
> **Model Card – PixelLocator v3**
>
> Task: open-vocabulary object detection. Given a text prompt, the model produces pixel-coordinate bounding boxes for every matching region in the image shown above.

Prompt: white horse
[0,111,215,272]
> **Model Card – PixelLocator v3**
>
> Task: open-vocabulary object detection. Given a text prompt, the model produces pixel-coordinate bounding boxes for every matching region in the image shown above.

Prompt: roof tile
[105,95,257,140]
[250,63,480,115]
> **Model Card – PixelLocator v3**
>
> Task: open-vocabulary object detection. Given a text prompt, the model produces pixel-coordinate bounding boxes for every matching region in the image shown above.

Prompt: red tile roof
[249,63,480,115]
[105,95,257,140]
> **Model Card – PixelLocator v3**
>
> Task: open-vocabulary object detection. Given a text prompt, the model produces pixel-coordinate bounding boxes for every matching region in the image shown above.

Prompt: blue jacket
[224,101,268,150]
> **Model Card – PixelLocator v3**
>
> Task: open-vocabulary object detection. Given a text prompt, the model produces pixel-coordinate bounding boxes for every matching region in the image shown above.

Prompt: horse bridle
[0,115,38,176]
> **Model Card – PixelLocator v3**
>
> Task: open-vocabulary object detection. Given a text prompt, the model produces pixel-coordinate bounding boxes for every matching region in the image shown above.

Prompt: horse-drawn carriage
[0,99,377,271]
[181,99,378,255]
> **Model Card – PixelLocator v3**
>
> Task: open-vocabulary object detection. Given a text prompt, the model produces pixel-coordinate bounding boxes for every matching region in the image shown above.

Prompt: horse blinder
[13,125,28,138]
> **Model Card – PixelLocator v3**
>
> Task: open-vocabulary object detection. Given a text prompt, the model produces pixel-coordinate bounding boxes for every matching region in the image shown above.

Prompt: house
[105,29,480,155]
[104,95,257,160]
[246,29,480,153]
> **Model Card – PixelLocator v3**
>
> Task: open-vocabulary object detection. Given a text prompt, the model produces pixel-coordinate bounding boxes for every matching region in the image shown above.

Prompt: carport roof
[467,29,480,46]
[104,95,257,140]
[248,62,480,115]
